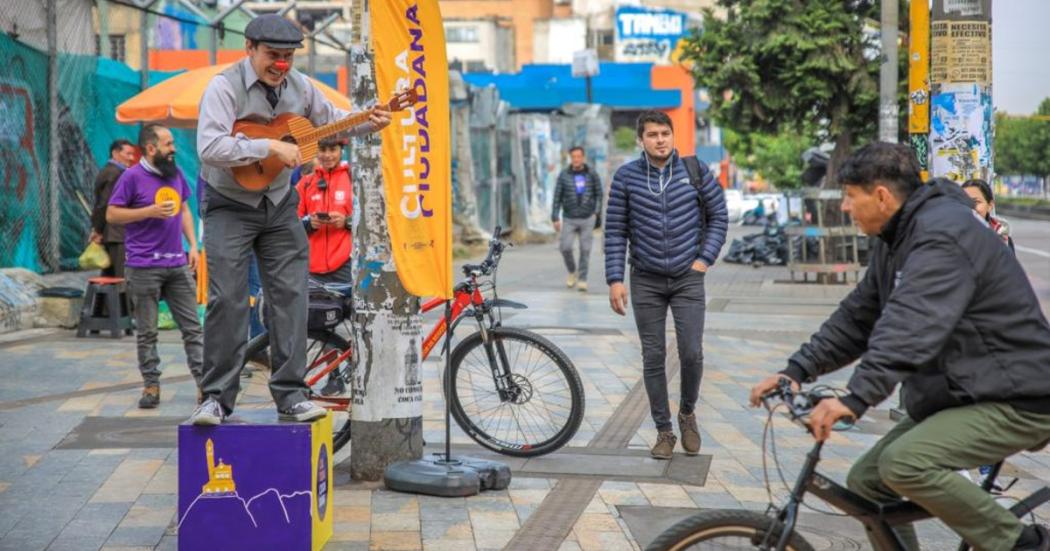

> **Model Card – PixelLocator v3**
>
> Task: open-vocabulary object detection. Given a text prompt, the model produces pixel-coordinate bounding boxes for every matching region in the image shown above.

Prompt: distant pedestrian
[961,178,1014,251]
[106,124,203,409]
[552,146,603,292]
[604,111,728,460]
[90,139,136,278]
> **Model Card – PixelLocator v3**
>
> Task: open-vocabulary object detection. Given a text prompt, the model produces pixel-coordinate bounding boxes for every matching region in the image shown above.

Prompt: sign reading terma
[614,5,688,64]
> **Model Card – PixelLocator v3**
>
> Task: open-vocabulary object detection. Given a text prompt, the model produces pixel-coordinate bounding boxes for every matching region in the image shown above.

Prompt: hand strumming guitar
[269,140,302,168]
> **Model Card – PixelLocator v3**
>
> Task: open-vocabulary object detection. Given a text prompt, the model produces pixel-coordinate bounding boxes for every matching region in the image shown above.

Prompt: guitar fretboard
[299,98,394,144]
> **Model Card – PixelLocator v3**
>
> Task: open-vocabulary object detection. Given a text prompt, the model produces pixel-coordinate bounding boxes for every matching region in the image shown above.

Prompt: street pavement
[0,221,1049,550]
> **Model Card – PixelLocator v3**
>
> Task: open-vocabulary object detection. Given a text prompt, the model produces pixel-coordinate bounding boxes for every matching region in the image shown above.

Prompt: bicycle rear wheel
[240,331,353,453]
[448,326,584,457]
[646,510,814,551]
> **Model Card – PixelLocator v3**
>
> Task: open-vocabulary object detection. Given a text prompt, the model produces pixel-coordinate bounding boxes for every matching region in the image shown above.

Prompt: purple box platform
[177,410,333,551]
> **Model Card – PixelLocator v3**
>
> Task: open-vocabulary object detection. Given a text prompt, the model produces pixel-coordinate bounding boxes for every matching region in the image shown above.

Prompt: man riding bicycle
[750,143,1050,551]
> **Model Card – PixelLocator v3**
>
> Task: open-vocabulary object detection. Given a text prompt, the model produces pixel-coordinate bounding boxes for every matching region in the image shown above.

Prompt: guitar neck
[305,99,392,143]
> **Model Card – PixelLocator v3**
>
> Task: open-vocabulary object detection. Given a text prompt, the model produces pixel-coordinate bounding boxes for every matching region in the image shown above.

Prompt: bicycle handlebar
[762,378,855,431]
[461,225,510,277]
[762,379,825,419]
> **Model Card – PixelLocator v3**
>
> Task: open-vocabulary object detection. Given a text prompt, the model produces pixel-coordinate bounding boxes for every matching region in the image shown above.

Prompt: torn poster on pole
[929,83,993,182]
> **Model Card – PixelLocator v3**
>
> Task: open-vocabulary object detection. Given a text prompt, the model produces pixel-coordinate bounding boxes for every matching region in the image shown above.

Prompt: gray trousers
[630,267,707,432]
[126,265,203,387]
[559,216,595,280]
[201,187,310,413]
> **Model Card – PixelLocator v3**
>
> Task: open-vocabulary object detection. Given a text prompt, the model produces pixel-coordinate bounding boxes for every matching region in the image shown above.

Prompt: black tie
[262,84,279,109]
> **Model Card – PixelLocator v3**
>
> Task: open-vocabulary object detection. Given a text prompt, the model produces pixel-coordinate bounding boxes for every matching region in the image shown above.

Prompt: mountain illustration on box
[178,438,312,548]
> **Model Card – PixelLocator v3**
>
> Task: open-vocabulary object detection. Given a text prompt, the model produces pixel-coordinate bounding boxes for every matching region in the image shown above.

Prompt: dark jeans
[200,187,310,413]
[125,265,203,387]
[630,267,707,432]
[309,258,353,285]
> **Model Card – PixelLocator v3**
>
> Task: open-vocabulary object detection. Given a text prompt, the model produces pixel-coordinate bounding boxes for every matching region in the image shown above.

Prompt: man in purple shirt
[107,124,203,409]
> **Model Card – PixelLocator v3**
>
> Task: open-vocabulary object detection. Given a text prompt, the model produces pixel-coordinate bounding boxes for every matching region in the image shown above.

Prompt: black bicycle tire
[646,510,815,551]
[240,330,354,453]
[447,326,584,457]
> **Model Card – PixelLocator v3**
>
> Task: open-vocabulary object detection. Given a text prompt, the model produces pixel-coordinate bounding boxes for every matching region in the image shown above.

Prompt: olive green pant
[846,403,1050,551]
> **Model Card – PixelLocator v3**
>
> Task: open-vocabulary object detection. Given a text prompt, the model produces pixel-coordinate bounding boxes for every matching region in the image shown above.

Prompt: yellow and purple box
[177,412,333,550]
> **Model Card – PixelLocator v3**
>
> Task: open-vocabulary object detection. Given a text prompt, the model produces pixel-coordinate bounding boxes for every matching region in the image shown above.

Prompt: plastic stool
[76,277,134,338]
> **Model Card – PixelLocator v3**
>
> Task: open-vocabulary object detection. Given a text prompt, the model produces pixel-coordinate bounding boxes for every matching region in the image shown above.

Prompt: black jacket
[783,180,1050,421]
[551,164,602,222]
[91,161,126,243]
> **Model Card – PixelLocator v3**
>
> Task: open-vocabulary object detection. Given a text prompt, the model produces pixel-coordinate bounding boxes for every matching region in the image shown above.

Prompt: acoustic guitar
[230,89,418,191]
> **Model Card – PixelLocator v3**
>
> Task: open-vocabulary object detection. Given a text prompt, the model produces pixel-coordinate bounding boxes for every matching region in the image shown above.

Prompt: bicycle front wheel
[647,510,814,551]
[448,326,584,457]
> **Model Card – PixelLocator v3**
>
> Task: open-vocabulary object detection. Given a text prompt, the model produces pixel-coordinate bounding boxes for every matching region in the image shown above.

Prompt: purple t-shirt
[108,163,191,268]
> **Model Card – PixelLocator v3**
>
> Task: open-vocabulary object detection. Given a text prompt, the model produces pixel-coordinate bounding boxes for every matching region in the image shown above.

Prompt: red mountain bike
[242,228,585,456]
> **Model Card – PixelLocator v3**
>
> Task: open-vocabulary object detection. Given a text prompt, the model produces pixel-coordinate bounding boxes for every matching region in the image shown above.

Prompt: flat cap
[245,14,304,49]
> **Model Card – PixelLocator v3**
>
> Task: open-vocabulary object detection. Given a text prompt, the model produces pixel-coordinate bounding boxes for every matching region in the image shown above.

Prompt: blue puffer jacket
[604,151,728,284]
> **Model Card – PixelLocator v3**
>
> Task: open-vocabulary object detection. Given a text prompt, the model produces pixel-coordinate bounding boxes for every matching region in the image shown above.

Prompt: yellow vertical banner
[371,0,453,299]
[908,0,930,134]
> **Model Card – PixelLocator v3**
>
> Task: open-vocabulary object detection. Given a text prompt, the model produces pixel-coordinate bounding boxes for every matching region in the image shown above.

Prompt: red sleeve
[295,176,309,217]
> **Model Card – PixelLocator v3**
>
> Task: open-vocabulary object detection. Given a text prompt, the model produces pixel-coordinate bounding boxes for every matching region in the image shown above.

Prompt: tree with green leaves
[723,128,808,190]
[681,0,900,184]
[995,98,1050,183]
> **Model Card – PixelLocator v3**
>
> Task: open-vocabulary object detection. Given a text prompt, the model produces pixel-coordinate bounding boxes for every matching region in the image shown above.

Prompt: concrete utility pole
[347,1,424,481]
[879,0,899,143]
[929,0,993,181]
[45,0,60,272]
[98,0,110,59]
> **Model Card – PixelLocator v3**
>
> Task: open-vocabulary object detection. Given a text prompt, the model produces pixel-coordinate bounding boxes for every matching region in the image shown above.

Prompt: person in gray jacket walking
[552,146,602,292]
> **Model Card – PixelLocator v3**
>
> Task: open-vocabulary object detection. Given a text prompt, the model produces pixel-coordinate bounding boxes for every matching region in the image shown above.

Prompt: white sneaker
[189,398,225,426]
[278,401,327,422]
[566,273,578,288]
[577,281,588,292]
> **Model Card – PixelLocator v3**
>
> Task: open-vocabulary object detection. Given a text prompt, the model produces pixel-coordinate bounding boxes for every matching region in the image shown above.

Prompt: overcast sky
[993,0,1050,114]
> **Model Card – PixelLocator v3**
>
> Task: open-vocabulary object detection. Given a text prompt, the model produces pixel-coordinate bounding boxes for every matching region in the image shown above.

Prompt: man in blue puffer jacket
[604,110,728,460]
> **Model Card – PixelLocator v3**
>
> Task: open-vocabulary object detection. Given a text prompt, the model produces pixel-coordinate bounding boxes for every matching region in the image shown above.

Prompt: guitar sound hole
[281,135,297,144]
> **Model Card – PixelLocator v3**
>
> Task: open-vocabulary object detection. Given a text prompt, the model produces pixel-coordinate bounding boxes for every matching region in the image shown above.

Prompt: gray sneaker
[279,401,327,422]
[189,398,224,426]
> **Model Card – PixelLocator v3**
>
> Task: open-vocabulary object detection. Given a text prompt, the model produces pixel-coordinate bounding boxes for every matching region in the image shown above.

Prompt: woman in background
[962,178,1014,251]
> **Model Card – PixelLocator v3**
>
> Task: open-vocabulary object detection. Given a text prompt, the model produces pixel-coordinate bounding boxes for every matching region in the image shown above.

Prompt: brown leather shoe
[651,431,677,460]
[138,385,160,409]
[679,412,701,456]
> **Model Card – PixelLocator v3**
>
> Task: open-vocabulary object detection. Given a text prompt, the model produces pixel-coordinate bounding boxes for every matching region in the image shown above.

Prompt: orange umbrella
[116,62,351,128]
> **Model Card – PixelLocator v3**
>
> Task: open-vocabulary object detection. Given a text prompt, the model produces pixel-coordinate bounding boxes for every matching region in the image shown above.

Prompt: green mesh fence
[0,33,199,273]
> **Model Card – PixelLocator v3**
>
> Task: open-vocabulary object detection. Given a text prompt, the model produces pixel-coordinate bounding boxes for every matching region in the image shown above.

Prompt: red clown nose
[273,60,290,72]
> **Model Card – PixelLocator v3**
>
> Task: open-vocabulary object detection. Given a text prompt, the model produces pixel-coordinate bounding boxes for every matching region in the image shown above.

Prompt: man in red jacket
[296,137,353,284]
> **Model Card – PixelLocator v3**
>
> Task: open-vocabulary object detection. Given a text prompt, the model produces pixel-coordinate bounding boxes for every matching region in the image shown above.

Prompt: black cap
[244,14,304,50]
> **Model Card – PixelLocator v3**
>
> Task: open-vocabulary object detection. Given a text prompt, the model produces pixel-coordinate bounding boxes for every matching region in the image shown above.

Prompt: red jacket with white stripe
[295,162,353,274]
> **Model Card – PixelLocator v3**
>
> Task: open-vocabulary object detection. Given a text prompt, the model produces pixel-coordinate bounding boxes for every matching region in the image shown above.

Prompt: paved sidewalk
[1,225,1049,550]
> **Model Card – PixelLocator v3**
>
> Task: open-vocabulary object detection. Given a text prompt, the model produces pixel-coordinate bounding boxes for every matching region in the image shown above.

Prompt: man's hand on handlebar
[749,374,799,408]
[808,398,857,442]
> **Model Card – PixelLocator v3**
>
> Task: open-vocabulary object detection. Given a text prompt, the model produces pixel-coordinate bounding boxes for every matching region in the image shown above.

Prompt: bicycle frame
[763,434,1050,551]
[306,279,492,411]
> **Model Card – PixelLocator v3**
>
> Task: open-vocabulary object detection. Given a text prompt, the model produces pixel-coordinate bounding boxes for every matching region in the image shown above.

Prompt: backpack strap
[682,155,709,230]
[682,155,706,195]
